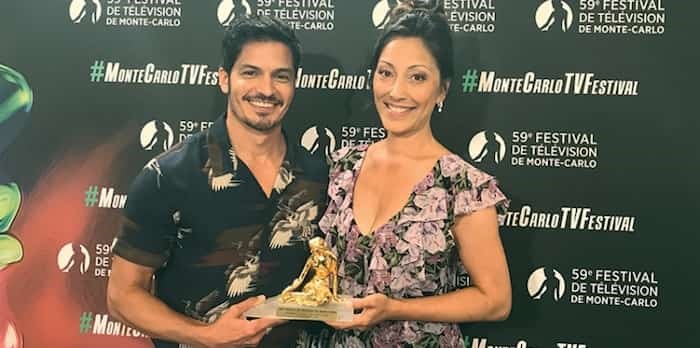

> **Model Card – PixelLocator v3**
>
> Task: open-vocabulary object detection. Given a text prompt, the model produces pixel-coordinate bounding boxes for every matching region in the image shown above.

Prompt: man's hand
[198,296,285,348]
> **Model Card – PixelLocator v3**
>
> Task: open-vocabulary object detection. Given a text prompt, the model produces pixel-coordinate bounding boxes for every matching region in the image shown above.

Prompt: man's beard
[238,114,282,132]
[231,92,285,132]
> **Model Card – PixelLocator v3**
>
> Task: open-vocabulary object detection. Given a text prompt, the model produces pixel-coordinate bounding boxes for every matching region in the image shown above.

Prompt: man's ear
[218,67,229,94]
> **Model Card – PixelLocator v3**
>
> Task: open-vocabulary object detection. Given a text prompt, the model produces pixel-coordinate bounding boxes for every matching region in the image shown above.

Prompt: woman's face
[372,37,448,137]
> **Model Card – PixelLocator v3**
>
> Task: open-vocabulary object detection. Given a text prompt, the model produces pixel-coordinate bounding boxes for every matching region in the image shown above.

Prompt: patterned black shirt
[113,114,328,347]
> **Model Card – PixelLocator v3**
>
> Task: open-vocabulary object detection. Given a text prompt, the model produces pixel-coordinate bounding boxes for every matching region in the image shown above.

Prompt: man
[108,15,327,348]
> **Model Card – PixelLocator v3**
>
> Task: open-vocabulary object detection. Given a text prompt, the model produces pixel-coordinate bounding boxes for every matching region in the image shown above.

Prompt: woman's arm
[388,206,511,322]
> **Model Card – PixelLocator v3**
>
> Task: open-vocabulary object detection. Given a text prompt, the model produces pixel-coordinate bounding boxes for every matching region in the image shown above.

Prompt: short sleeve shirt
[112,114,328,347]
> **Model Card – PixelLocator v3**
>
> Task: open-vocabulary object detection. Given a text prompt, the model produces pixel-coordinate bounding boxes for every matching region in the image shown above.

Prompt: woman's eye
[411,73,427,82]
[377,69,392,78]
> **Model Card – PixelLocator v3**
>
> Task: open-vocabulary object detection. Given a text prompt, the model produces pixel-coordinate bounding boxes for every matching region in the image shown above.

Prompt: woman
[300,1,511,347]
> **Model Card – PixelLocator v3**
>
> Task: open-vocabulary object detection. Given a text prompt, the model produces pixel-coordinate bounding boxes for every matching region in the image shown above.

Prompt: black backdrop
[1,1,698,347]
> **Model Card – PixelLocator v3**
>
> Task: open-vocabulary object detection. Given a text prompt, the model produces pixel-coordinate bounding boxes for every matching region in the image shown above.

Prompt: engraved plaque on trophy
[244,237,353,322]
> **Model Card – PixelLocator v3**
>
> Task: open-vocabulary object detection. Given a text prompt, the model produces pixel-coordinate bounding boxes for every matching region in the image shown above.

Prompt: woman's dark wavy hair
[370,0,454,87]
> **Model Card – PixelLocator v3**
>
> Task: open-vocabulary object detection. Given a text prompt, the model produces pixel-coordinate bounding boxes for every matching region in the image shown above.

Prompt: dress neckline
[347,145,453,237]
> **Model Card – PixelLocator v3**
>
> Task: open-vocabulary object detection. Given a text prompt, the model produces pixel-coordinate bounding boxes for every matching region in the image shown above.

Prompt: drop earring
[437,101,444,113]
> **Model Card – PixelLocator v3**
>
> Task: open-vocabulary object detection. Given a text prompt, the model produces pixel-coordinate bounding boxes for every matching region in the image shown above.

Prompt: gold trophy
[244,237,353,321]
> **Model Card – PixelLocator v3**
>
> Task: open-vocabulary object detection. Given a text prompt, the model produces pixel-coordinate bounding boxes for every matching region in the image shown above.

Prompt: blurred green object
[0,183,21,233]
[0,64,33,124]
[0,234,22,270]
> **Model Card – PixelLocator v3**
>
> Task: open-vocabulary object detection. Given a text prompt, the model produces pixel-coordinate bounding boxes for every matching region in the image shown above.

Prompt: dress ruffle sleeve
[451,161,509,219]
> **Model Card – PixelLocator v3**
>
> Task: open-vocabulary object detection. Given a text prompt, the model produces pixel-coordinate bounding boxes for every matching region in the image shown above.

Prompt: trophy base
[244,295,353,322]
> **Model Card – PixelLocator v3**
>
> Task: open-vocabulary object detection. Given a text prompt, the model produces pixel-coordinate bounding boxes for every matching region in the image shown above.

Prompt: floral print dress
[298,144,508,348]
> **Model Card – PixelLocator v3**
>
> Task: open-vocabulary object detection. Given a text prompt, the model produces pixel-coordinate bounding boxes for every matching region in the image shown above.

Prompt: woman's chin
[381,124,418,138]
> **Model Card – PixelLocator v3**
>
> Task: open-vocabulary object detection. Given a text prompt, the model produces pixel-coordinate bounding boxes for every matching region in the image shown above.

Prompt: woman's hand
[325,294,395,330]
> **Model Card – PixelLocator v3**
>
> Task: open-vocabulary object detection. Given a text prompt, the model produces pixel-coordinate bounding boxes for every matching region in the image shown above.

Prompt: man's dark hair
[221,15,301,74]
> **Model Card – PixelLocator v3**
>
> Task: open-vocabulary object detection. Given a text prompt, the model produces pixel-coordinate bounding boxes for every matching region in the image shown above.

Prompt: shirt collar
[205,113,299,182]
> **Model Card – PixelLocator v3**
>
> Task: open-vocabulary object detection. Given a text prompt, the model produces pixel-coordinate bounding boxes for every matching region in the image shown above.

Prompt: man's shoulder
[290,143,329,183]
[126,131,208,202]
[149,131,208,175]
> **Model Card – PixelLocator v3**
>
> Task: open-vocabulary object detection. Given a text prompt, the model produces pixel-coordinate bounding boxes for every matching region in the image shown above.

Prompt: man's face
[218,41,295,133]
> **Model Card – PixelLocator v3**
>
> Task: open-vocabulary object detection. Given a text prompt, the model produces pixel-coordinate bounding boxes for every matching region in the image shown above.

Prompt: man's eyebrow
[237,64,260,70]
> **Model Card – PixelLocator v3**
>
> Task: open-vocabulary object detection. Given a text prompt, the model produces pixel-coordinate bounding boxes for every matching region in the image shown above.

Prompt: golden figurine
[280,237,340,306]
[244,236,352,321]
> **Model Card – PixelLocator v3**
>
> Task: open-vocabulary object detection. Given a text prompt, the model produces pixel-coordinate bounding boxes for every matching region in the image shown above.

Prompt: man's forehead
[237,41,293,60]
[233,52,293,72]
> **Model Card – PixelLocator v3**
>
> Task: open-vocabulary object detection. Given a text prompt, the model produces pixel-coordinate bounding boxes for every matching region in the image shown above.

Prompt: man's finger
[227,295,266,317]
[243,324,276,344]
[241,329,267,347]
[250,317,285,332]
[240,321,280,346]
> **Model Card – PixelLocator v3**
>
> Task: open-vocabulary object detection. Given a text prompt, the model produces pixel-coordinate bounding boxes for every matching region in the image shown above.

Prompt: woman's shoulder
[329,143,369,165]
[437,152,496,186]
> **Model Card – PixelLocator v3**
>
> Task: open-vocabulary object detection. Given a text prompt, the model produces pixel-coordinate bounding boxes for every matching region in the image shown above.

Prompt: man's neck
[225,114,286,161]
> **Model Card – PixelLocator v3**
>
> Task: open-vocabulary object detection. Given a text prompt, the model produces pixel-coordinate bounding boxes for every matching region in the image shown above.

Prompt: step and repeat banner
[0,1,697,347]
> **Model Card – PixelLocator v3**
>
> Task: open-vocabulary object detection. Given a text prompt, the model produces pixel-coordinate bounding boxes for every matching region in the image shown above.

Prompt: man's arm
[108,255,281,348]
